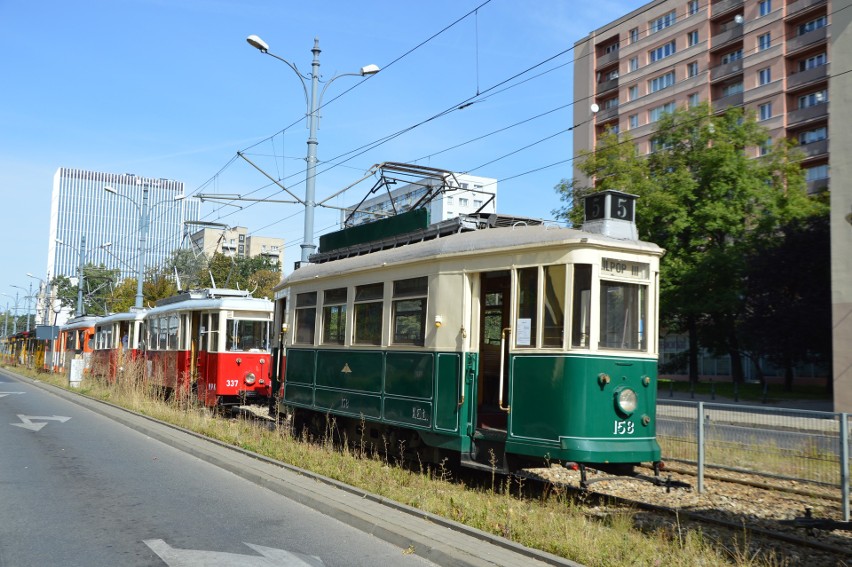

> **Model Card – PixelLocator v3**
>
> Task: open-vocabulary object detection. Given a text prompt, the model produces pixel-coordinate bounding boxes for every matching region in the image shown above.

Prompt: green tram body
[273,223,663,470]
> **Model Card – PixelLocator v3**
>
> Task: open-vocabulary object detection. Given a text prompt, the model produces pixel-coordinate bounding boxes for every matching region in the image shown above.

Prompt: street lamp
[55,237,112,316]
[246,34,380,265]
[1,292,21,334]
[26,272,50,325]
[10,283,32,331]
[104,184,185,309]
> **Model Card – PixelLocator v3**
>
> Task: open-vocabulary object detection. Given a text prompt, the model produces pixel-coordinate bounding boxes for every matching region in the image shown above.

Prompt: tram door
[475,270,511,432]
[190,312,202,386]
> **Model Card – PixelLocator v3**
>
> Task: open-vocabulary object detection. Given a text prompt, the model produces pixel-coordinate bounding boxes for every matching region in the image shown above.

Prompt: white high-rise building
[342,173,497,228]
[47,168,200,286]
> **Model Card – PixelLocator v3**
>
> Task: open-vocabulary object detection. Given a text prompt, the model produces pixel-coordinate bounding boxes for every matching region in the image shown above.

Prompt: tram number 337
[613,420,635,435]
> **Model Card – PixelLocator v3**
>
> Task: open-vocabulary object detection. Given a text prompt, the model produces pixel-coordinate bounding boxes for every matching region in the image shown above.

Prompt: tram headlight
[244,372,257,386]
[614,387,637,417]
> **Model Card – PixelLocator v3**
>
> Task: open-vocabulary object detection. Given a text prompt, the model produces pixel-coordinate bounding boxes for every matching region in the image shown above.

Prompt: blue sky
[0,0,647,314]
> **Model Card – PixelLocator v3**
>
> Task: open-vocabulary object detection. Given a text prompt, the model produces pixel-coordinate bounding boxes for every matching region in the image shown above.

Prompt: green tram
[272,191,663,473]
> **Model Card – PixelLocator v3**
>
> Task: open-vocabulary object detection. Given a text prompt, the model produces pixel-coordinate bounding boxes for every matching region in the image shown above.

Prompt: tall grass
[18,361,789,567]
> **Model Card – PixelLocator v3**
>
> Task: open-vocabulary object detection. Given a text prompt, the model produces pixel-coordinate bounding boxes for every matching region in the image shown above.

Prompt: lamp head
[247,34,269,53]
[174,194,186,202]
[104,185,117,194]
[360,64,380,76]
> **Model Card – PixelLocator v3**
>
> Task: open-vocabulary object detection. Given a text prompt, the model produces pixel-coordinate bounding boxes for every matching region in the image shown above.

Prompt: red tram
[142,289,274,407]
[92,309,147,381]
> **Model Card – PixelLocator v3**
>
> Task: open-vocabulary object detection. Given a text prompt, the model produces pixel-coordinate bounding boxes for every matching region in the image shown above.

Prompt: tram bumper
[558,436,661,464]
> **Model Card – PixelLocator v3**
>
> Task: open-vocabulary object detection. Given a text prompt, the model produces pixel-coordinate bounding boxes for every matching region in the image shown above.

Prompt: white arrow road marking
[11,415,71,432]
[0,392,25,398]
[144,540,324,567]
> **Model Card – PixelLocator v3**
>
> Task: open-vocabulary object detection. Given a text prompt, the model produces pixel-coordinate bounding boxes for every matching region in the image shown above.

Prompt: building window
[354,283,383,345]
[758,0,771,16]
[629,85,639,100]
[759,137,772,156]
[650,10,676,34]
[687,30,699,46]
[629,57,639,72]
[799,90,828,108]
[294,292,317,345]
[391,277,427,346]
[603,97,619,109]
[688,0,699,15]
[688,93,700,107]
[649,40,676,63]
[799,16,827,35]
[473,200,483,208]
[629,114,639,129]
[648,101,676,123]
[798,126,827,144]
[721,82,743,96]
[459,198,469,207]
[649,71,675,93]
[805,164,829,181]
[322,288,347,345]
[446,196,453,205]
[239,234,245,242]
[758,67,771,85]
[799,53,827,71]
[687,61,699,77]
[604,42,619,54]
[629,27,639,43]
[758,102,772,121]
[758,33,771,51]
[721,49,743,64]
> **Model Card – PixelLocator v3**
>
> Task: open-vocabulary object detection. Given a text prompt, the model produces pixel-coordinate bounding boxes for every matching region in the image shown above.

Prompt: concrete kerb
[9,371,582,567]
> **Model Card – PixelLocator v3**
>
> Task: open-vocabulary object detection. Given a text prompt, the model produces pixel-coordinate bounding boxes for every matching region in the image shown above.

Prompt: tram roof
[144,293,272,317]
[60,315,102,331]
[280,224,663,288]
[94,309,147,327]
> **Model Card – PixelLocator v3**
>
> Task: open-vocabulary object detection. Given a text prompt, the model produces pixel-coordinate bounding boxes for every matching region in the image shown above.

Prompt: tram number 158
[613,420,635,435]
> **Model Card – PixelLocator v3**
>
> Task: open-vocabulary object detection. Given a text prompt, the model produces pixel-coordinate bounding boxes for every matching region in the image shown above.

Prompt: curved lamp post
[246,34,379,265]
[104,184,185,309]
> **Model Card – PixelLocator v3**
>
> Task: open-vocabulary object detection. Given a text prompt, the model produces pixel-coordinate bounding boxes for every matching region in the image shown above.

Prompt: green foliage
[208,253,280,296]
[162,248,209,290]
[50,264,121,317]
[554,102,826,383]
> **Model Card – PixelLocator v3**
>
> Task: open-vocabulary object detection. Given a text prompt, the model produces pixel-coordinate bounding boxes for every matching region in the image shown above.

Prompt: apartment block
[573,0,830,193]
[190,227,284,269]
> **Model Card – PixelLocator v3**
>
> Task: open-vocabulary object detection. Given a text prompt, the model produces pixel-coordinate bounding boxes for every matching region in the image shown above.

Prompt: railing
[710,59,743,82]
[657,400,850,520]
[712,91,744,111]
[786,0,827,18]
[787,102,828,125]
[786,26,827,54]
[786,64,828,90]
[711,0,744,17]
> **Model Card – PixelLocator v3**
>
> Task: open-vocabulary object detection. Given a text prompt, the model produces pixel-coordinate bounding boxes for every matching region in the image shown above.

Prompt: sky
[0,0,648,316]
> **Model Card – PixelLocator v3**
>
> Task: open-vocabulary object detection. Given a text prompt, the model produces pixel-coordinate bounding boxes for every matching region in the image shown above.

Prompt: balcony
[712,91,744,111]
[786,27,827,55]
[597,50,620,68]
[787,102,828,125]
[711,25,743,48]
[595,106,619,123]
[786,64,828,90]
[711,0,744,17]
[786,0,826,18]
[597,76,619,94]
[710,59,744,82]
[798,138,828,159]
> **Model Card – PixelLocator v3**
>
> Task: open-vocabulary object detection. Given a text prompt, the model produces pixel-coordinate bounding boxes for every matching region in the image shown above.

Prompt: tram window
[168,315,180,350]
[599,281,647,350]
[516,267,538,348]
[543,265,566,347]
[227,319,269,351]
[482,292,504,346]
[158,316,168,351]
[322,288,347,345]
[392,277,427,346]
[572,265,592,348]
[209,313,219,352]
[354,283,383,345]
[295,292,317,345]
[148,318,159,350]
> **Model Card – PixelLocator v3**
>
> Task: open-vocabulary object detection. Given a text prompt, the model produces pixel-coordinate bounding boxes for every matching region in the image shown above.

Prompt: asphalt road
[0,370,438,567]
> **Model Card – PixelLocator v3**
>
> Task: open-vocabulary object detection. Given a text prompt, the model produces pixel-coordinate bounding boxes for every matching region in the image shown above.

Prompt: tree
[554,102,824,383]
[50,264,120,317]
[741,213,832,391]
[162,248,210,290]
[208,253,280,295]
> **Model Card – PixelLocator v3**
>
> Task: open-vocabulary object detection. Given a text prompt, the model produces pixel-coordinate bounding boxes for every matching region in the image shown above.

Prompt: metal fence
[657,400,850,521]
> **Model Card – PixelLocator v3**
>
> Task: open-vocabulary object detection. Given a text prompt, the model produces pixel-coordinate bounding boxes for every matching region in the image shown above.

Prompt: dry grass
[13,361,790,567]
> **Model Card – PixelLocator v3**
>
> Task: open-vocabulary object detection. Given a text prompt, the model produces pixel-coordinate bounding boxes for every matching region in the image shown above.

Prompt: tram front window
[227,319,269,351]
[599,281,647,350]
